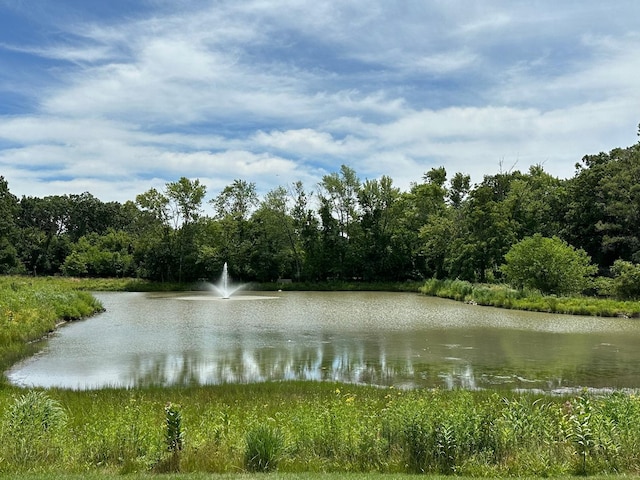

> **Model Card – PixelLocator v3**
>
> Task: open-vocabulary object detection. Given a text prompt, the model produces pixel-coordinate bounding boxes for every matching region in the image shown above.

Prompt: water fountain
[211,262,242,299]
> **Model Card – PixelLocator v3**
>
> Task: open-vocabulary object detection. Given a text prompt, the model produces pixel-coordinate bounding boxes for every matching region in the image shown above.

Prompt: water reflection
[7,291,640,391]
[126,346,458,389]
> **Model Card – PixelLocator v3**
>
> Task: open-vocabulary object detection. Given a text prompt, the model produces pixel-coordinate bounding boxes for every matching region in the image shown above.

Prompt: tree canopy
[2,129,640,298]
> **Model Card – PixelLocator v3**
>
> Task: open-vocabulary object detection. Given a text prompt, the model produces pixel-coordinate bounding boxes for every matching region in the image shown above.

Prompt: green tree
[249,186,299,281]
[136,187,174,281]
[210,179,259,281]
[0,176,20,273]
[501,234,597,295]
[610,260,640,300]
[166,177,206,282]
[397,167,450,279]
[565,140,640,267]
[502,165,567,239]
[15,195,71,275]
[211,179,258,221]
[317,165,362,279]
[419,212,455,279]
[62,230,135,277]
[447,172,471,209]
[358,175,405,280]
[135,178,207,282]
[447,172,521,282]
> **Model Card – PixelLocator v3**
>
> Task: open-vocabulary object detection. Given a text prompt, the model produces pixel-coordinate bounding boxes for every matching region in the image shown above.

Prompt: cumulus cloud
[0,0,639,202]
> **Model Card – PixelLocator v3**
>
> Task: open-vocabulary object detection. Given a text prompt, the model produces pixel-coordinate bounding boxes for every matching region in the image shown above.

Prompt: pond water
[7,291,640,392]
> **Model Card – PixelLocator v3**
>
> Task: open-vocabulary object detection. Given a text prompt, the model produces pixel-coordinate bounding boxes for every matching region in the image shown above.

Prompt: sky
[1,0,639,208]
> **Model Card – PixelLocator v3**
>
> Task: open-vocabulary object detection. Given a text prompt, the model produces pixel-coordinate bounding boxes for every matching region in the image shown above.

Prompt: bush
[501,234,597,295]
[611,260,640,300]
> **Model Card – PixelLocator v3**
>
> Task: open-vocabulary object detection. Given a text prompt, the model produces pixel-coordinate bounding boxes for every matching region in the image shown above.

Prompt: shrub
[501,234,597,295]
[610,260,640,300]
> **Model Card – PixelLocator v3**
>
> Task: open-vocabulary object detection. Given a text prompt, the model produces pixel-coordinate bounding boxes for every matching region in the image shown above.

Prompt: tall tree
[502,165,567,239]
[166,177,206,228]
[135,187,173,281]
[565,141,640,267]
[135,178,206,282]
[448,172,471,209]
[211,179,258,221]
[447,172,522,282]
[210,180,259,280]
[317,165,361,279]
[249,186,297,281]
[400,167,450,278]
[0,176,20,273]
[357,175,402,280]
[16,195,74,275]
[166,177,206,282]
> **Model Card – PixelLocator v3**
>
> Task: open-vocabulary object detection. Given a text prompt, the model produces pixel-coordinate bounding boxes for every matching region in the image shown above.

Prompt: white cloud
[1,0,639,204]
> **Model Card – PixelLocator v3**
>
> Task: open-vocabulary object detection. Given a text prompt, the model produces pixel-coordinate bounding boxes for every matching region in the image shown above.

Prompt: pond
[7,291,640,392]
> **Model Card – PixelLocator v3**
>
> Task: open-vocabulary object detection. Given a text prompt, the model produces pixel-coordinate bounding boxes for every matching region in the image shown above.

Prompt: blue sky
[1,0,639,206]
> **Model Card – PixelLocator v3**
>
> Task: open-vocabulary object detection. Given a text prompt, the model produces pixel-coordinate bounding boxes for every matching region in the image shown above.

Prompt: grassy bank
[0,276,104,372]
[421,279,640,318]
[1,383,640,476]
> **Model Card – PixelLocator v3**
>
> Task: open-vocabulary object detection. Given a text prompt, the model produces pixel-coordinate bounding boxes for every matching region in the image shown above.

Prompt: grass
[2,383,640,476]
[10,476,640,480]
[420,278,640,318]
[0,276,104,372]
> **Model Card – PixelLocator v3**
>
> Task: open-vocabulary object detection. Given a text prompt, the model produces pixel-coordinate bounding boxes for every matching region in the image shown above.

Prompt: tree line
[1,131,639,296]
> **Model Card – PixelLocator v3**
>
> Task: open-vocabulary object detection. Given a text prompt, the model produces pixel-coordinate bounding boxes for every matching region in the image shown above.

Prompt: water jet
[210,262,242,299]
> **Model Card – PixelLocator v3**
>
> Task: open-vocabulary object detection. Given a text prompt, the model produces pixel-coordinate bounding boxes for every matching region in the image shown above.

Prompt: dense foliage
[501,234,597,295]
[1,131,640,296]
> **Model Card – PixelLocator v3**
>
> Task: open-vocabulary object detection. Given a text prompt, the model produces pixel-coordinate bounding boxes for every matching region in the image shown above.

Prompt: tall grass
[421,278,640,317]
[0,276,104,372]
[1,384,640,475]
